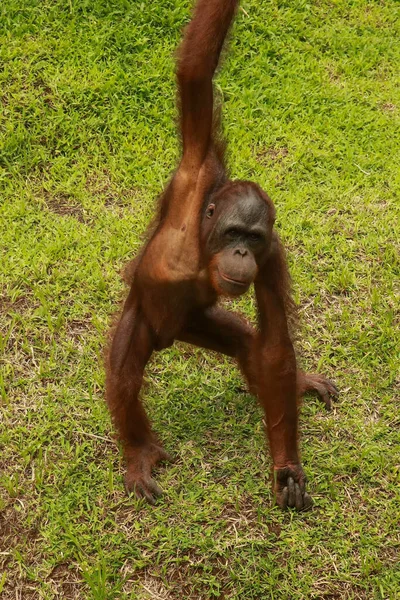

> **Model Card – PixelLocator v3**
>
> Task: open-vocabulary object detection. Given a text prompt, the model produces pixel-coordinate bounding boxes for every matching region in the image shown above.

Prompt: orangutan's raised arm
[177,0,239,172]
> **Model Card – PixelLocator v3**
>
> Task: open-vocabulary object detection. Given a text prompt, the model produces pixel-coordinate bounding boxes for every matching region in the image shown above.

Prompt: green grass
[1,0,399,598]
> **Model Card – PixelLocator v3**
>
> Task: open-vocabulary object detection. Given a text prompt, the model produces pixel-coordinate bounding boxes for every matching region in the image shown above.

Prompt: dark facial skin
[202,184,275,296]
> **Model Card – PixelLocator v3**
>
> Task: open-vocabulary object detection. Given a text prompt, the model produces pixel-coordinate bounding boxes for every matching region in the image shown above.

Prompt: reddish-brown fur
[105,0,338,509]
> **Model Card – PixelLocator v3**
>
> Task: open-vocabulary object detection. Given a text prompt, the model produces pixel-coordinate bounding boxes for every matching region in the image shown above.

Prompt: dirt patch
[0,293,34,315]
[65,318,93,341]
[0,504,39,556]
[123,573,171,599]
[381,102,396,112]
[256,146,288,164]
[85,170,141,209]
[45,192,85,222]
[0,503,42,599]
[33,76,56,109]
[47,563,83,599]
[325,64,345,87]
[0,503,84,598]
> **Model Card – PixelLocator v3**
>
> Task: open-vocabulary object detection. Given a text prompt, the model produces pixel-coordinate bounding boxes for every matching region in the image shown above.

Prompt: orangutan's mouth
[219,272,249,287]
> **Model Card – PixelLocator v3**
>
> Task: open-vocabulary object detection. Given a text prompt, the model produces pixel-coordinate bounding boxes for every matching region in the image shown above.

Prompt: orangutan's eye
[206,204,215,218]
[225,228,240,238]
[249,233,262,243]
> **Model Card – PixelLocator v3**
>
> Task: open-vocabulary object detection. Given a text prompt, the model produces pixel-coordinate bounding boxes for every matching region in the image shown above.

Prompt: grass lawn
[1,0,399,598]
